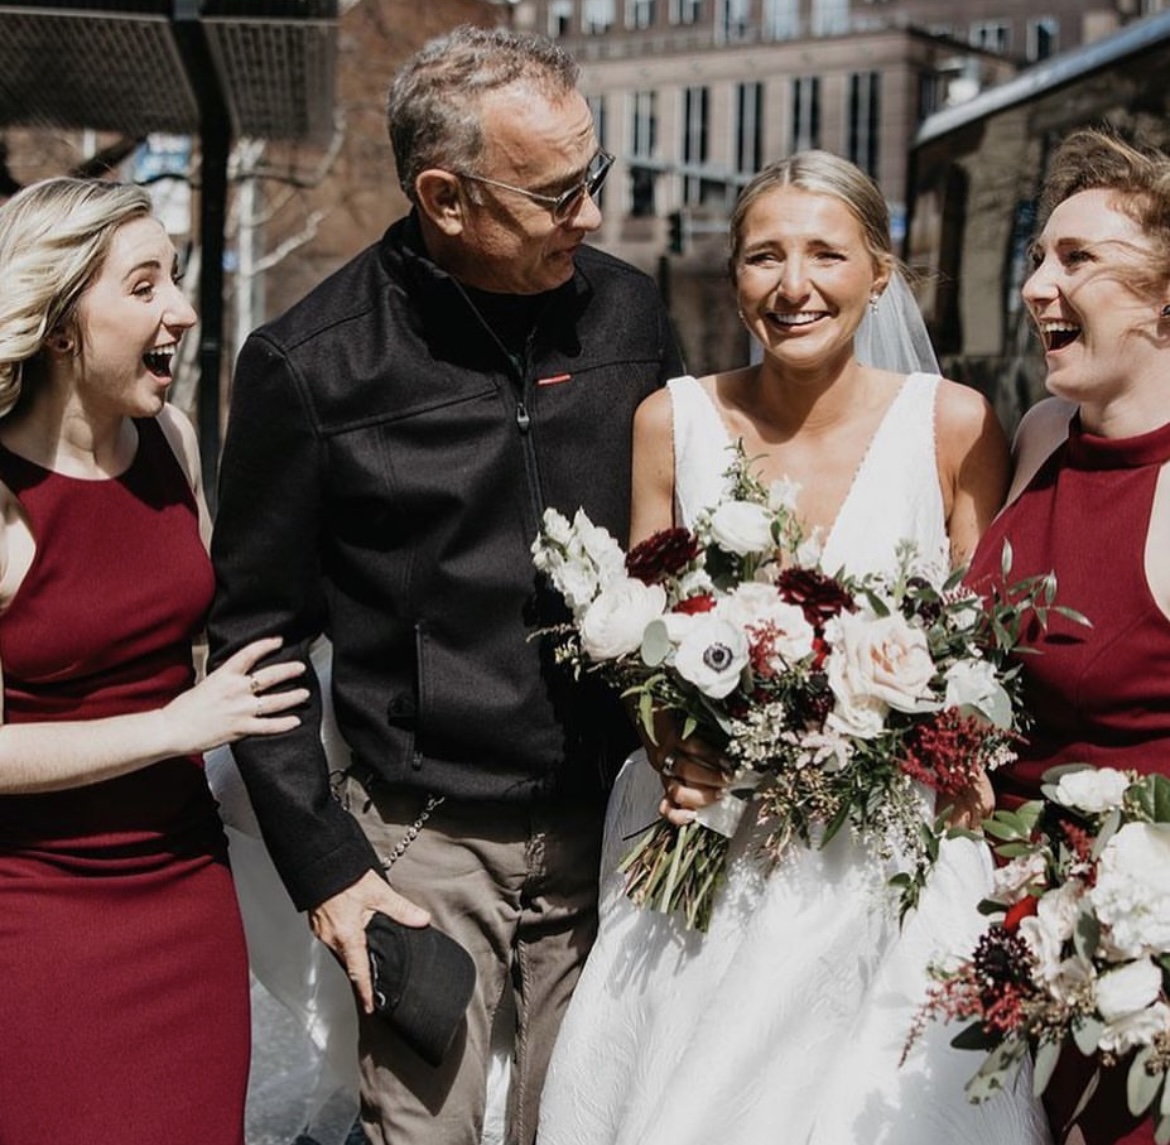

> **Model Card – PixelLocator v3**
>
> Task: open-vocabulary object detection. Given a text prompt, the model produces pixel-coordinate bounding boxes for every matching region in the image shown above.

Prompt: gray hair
[729,151,894,276]
[0,178,153,417]
[386,24,580,206]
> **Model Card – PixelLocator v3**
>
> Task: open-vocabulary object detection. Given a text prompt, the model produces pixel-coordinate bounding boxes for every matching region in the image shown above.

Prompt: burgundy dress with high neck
[0,418,250,1145]
[967,411,1170,1145]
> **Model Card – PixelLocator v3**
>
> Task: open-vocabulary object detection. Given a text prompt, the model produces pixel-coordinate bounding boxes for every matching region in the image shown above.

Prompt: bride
[536,152,1052,1145]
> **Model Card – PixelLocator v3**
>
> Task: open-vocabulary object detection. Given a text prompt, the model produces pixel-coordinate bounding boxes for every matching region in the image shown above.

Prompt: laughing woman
[967,129,1170,1145]
[0,178,307,1145]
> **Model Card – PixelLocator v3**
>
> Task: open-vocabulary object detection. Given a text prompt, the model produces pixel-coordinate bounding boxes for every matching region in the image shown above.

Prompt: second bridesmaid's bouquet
[531,444,1074,931]
[908,765,1170,1142]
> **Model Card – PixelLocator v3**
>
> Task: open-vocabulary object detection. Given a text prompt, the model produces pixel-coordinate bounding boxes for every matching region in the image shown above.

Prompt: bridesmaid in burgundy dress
[0,179,308,1145]
[967,129,1170,1145]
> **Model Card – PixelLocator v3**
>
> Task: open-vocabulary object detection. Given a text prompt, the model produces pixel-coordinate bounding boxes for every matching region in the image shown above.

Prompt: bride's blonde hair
[0,178,153,418]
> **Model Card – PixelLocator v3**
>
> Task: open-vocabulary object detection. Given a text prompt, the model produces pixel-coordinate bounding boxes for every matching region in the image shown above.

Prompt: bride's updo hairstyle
[728,149,894,278]
[0,178,153,418]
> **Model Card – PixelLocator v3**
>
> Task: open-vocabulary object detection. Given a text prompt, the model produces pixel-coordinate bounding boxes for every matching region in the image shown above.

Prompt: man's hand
[309,869,430,1012]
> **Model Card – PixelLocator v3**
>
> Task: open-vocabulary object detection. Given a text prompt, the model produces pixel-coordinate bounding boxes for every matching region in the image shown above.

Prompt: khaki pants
[346,776,603,1145]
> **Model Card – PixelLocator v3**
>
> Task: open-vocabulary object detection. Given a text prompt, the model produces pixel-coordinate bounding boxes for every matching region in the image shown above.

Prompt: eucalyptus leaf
[1090,808,1121,861]
[1032,1038,1061,1097]
[1128,1046,1161,1116]
[951,1022,997,1052]
[1153,774,1170,823]
[1073,908,1101,962]
[1156,1112,1170,1145]
[1072,1015,1104,1056]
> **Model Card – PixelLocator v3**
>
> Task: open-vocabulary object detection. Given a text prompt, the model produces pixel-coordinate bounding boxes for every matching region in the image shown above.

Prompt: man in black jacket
[208,24,683,1145]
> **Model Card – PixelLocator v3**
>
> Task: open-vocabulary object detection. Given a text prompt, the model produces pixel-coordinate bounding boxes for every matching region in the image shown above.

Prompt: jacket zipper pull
[516,400,531,433]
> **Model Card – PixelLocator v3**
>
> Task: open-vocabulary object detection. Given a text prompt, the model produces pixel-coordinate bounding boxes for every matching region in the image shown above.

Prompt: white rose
[1096,959,1164,1023]
[1051,768,1131,815]
[990,850,1049,903]
[579,579,667,661]
[826,609,938,716]
[707,501,774,557]
[1091,823,1170,958]
[1099,1001,1170,1056]
[943,658,1004,721]
[674,615,749,699]
[717,584,815,665]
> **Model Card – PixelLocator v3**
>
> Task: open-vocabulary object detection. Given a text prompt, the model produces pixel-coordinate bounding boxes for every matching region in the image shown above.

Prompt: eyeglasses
[457,150,614,224]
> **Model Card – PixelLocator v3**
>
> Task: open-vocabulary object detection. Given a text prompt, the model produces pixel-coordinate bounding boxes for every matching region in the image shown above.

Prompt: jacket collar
[380,211,588,369]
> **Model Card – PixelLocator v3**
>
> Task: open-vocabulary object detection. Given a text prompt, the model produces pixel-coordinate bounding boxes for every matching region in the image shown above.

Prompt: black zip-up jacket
[208,213,684,911]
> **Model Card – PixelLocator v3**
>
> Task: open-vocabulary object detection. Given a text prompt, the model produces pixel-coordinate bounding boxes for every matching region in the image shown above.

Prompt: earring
[737,308,747,324]
[869,294,880,313]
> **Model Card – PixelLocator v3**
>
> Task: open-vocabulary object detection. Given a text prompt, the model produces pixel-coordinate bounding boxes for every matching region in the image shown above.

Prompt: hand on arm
[0,636,307,794]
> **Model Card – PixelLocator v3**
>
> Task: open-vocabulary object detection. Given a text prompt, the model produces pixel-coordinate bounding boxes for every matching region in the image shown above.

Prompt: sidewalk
[247,979,362,1145]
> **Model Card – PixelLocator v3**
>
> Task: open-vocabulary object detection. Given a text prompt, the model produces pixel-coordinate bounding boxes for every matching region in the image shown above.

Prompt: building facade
[507,0,1151,368]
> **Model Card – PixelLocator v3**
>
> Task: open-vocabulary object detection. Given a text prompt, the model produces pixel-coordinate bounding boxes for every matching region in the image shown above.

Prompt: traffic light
[667,210,684,254]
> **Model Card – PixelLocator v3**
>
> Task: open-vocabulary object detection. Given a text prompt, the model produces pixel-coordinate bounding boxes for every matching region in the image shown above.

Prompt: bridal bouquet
[909,765,1170,1141]
[531,444,1067,932]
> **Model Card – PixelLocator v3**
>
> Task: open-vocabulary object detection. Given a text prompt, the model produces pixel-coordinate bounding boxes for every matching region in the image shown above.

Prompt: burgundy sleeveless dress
[967,412,1170,1145]
[0,419,250,1145]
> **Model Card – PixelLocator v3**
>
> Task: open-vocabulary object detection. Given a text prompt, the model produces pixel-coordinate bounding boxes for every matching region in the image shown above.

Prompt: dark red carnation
[674,594,716,614]
[776,567,856,628]
[626,527,701,584]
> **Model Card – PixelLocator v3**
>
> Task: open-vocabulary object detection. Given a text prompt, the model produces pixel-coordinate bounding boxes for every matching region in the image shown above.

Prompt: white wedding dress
[537,374,1051,1145]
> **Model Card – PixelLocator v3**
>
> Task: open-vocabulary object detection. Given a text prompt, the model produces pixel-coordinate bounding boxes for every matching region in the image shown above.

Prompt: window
[848,72,880,177]
[735,82,763,175]
[671,0,703,24]
[970,21,1010,54]
[627,0,657,28]
[764,0,800,40]
[792,76,821,151]
[715,0,751,43]
[583,0,615,34]
[681,85,710,205]
[548,0,573,37]
[587,95,608,209]
[630,90,658,217]
[1027,17,1058,61]
[588,94,608,150]
[631,90,657,159]
[811,0,849,36]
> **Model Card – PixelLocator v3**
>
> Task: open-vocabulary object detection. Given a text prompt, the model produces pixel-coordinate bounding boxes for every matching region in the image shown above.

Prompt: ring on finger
[661,751,678,779]
[248,673,261,695]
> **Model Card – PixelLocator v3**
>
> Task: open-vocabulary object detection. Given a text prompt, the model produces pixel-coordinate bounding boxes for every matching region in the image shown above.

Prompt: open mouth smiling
[143,345,177,378]
[766,311,824,330]
[1038,321,1081,352]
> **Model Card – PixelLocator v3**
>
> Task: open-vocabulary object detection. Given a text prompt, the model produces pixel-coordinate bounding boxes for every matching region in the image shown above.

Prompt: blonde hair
[0,178,153,417]
[729,150,895,277]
